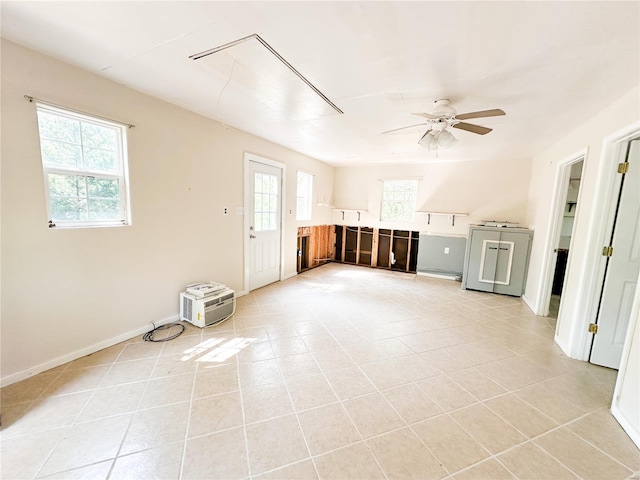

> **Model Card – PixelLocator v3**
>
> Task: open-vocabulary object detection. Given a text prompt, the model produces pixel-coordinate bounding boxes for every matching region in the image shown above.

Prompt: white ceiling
[2,1,639,166]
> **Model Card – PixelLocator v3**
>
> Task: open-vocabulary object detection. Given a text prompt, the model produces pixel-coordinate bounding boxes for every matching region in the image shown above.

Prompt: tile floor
[1,263,638,479]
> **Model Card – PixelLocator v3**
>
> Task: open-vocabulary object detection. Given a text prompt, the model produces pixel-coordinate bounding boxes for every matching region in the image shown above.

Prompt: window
[380,179,418,222]
[36,104,130,228]
[254,172,279,231]
[296,171,313,221]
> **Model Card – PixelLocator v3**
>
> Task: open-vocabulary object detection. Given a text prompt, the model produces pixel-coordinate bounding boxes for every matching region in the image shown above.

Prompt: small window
[254,172,279,232]
[380,179,418,222]
[296,171,313,221]
[36,104,131,228]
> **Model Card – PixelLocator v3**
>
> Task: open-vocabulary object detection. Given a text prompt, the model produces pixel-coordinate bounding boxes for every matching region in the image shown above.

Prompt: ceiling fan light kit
[438,129,456,146]
[418,129,457,151]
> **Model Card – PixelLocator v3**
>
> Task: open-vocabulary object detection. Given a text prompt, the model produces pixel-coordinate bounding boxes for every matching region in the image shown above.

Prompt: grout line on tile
[42,458,116,480]
[235,332,253,480]
[273,354,321,479]
[308,347,390,479]
[540,414,638,474]
[31,430,67,479]
[573,432,637,475]
[318,312,457,478]
[106,335,166,480]
[247,457,313,480]
[3,264,633,480]
[178,352,202,480]
[529,434,594,480]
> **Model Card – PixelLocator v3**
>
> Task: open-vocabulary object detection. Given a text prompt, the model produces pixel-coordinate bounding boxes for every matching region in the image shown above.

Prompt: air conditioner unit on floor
[180,287,235,328]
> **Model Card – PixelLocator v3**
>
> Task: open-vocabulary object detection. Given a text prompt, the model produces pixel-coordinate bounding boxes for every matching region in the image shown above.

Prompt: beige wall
[0,40,334,384]
[524,85,640,354]
[523,86,640,446]
[332,159,532,236]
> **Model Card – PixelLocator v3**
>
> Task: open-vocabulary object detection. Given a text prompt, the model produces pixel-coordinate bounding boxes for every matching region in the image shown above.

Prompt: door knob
[250,234,256,239]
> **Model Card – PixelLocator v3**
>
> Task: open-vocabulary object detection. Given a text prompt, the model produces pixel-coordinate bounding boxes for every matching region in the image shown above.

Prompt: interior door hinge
[602,246,614,257]
[588,323,598,334]
[618,162,629,174]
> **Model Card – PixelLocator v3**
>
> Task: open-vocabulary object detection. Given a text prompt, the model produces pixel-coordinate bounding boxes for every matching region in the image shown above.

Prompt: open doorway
[548,161,584,318]
[539,152,586,322]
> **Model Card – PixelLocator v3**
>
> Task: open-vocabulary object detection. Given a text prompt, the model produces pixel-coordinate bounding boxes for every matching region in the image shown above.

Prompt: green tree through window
[36,104,130,227]
[381,179,418,222]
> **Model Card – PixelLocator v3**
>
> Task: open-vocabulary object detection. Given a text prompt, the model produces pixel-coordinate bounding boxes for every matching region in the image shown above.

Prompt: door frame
[535,149,587,317]
[569,121,640,361]
[243,152,287,294]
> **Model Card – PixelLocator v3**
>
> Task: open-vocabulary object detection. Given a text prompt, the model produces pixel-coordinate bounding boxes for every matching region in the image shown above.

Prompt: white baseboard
[0,314,179,388]
[283,272,298,281]
[416,272,459,281]
[611,404,640,450]
[521,294,537,315]
[554,332,572,358]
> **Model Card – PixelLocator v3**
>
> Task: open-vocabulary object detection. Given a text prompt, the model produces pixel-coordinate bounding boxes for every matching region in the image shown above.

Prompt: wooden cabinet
[333,225,419,273]
[297,225,334,273]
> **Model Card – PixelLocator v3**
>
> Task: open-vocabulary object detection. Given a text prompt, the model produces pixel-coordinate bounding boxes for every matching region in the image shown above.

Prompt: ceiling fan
[383,99,506,151]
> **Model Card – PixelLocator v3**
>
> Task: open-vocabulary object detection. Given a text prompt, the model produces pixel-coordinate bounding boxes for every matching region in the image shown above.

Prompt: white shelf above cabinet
[416,212,468,226]
[334,208,368,221]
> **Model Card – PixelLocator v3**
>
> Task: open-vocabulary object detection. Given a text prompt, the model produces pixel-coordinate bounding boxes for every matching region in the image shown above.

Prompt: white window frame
[380,179,418,222]
[36,103,131,228]
[296,170,313,221]
[253,171,279,232]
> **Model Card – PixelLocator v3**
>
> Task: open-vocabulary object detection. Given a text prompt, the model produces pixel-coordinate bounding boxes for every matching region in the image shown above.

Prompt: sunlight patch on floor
[181,337,257,363]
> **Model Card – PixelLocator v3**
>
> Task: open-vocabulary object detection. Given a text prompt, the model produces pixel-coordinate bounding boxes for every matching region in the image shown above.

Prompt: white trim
[283,271,298,281]
[0,314,178,388]
[243,152,286,294]
[534,148,587,316]
[36,103,131,228]
[380,179,419,222]
[416,271,458,281]
[611,405,640,449]
[377,176,424,182]
[571,121,640,360]
[611,282,640,449]
[521,293,536,315]
[478,240,514,285]
[554,332,572,357]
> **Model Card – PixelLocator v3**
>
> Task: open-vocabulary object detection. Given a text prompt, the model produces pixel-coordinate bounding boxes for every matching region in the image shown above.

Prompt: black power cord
[142,322,185,342]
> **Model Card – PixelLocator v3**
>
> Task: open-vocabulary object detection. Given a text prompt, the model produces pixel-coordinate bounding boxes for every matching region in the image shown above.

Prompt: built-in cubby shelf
[334,225,419,273]
[416,211,468,226]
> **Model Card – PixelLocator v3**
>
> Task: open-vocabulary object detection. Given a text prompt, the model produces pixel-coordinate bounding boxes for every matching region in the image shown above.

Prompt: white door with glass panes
[249,161,282,291]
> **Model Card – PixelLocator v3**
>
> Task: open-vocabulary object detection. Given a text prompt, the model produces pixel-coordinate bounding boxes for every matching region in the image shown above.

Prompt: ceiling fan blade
[452,122,493,135]
[455,108,506,120]
[381,122,427,135]
[418,129,432,142]
[418,129,436,150]
[412,112,441,120]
